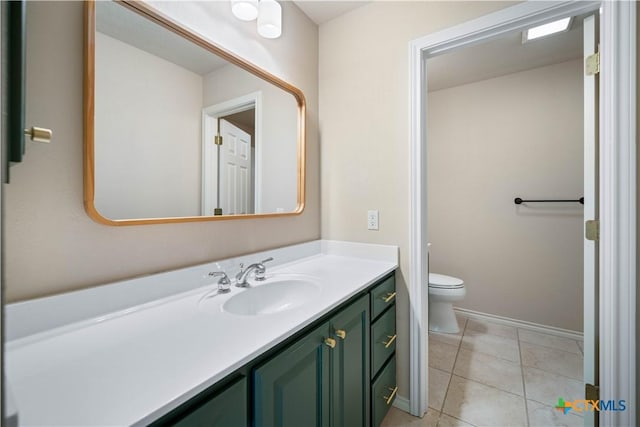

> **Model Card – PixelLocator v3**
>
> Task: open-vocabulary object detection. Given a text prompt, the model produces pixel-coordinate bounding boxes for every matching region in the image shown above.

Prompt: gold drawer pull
[324,337,337,349]
[24,126,52,144]
[335,329,347,340]
[382,292,396,303]
[382,334,397,348]
[383,386,398,405]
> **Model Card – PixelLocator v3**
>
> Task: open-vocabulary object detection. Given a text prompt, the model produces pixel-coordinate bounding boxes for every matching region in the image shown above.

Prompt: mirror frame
[83,0,306,225]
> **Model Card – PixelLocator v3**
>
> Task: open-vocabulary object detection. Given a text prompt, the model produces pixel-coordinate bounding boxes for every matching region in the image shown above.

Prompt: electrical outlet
[367,210,379,230]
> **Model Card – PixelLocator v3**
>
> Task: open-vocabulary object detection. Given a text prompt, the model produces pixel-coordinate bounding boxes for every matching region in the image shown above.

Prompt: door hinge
[586,51,600,75]
[586,383,600,401]
[214,135,223,146]
[585,220,599,241]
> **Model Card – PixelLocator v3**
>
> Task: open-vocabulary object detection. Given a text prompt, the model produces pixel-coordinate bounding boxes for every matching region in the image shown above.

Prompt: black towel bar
[514,197,584,205]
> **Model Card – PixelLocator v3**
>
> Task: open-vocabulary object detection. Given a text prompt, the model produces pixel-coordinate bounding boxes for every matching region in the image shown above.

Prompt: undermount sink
[222,276,321,316]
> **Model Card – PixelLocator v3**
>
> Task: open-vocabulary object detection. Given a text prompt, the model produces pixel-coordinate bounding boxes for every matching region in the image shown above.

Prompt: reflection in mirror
[86,0,305,224]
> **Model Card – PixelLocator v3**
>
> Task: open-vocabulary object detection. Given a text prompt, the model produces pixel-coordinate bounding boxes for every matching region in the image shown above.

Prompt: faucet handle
[255,257,274,281]
[208,271,231,293]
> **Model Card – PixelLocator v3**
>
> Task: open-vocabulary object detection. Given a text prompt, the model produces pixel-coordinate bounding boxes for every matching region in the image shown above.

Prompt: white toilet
[428,273,466,333]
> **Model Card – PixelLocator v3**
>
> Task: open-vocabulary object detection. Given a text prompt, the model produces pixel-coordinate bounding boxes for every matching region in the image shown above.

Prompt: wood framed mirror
[83,0,306,225]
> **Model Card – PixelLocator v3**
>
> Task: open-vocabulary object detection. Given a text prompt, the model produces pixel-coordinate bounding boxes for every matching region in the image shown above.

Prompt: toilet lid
[428,273,464,289]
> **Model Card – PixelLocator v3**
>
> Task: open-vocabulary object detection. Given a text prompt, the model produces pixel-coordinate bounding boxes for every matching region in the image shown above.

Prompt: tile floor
[381,315,584,427]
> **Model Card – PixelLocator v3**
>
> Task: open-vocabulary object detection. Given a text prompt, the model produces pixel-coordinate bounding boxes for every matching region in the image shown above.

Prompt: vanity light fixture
[231,0,259,21]
[523,17,572,42]
[231,0,282,39]
[257,0,282,39]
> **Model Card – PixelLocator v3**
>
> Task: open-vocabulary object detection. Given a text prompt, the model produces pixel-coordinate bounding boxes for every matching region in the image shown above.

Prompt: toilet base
[428,301,459,333]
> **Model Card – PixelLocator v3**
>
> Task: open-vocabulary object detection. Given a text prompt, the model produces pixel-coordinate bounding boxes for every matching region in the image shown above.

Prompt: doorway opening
[408,2,636,426]
[202,92,262,216]
[423,12,592,425]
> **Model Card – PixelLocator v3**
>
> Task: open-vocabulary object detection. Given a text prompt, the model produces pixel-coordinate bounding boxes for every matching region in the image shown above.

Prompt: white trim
[409,0,636,420]
[583,14,598,427]
[599,2,637,426]
[392,395,411,414]
[454,308,583,342]
[201,92,262,215]
[408,35,429,418]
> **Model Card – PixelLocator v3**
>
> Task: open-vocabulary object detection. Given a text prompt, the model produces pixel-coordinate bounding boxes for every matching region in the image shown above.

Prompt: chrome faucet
[235,257,274,287]
[208,271,231,293]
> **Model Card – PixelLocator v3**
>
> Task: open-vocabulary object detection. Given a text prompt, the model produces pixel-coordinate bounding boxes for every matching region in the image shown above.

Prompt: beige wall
[428,59,584,332]
[6,1,319,302]
[319,0,514,402]
[94,32,203,219]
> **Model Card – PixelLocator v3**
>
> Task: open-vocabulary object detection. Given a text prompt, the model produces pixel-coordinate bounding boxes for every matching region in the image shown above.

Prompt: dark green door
[253,322,331,427]
[330,294,370,427]
[170,376,247,427]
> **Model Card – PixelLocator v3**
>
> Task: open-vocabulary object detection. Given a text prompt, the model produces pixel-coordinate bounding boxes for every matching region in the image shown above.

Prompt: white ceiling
[427,16,585,91]
[292,0,371,25]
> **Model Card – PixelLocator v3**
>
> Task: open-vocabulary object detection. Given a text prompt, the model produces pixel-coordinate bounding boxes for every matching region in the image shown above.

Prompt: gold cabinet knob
[24,126,52,144]
[324,337,337,349]
[382,292,396,303]
[335,329,347,340]
[382,334,397,348]
[383,386,398,405]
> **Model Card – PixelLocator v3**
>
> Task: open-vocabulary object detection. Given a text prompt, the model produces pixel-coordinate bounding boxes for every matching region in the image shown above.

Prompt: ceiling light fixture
[231,0,282,39]
[231,0,259,22]
[257,0,282,39]
[523,17,572,42]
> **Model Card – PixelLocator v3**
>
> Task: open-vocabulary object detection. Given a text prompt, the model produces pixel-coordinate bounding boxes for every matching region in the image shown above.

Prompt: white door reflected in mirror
[219,119,253,215]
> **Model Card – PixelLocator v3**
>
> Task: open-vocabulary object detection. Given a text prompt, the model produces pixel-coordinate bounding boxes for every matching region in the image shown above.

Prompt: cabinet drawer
[370,275,396,320]
[371,305,396,377]
[371,357,397,427]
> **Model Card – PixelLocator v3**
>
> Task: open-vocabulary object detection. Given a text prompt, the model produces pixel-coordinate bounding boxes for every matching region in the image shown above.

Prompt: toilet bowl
[428,273,466,333]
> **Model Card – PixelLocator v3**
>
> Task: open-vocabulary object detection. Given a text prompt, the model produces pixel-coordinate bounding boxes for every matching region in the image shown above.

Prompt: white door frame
[201,91,262,215]
[408,2,636,425]
[582,13,598,427]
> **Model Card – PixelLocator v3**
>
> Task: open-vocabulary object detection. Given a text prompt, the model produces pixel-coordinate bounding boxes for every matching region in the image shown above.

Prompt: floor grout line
[517,328,531,427]
[437,317,467,424]
[520,364,584,383]
[449,372,525,398]
[518,338,584,356]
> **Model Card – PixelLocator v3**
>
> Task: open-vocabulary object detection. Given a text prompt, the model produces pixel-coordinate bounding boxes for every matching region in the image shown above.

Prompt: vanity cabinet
[151,272,395,427]
[253,294,370,427]
[369,275,397,427]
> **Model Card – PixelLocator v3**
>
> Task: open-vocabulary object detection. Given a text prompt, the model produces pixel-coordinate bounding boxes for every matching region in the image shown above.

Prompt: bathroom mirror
[84,0,306,225]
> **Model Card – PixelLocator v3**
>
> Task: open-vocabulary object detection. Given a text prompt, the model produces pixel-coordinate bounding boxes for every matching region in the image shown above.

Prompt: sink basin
[222,276,321,316]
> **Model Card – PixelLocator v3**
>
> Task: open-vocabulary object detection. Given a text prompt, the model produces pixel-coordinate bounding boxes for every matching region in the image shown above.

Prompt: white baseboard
[392,395,411,413]
[454,307,583,341]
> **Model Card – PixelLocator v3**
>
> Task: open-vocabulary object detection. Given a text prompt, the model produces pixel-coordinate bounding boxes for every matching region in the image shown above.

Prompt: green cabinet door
[253,322,331,427]
[330,294,370,427]
[153,376,247,427]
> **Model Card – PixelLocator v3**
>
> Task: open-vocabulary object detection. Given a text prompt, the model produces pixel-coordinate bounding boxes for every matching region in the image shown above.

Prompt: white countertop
[6,240,398,426]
